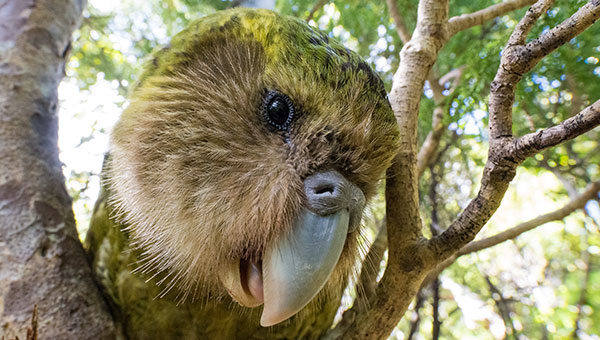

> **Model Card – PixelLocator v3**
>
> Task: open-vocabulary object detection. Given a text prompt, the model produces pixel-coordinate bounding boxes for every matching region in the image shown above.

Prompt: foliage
[59,0,600,338]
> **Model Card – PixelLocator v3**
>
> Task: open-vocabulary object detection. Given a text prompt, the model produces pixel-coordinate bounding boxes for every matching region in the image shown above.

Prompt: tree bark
[332,1,600,338]
[1,1,598,339]
[0,0,115,338]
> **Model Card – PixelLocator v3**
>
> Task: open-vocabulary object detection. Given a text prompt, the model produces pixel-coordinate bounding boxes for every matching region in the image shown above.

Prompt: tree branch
[491,0,556,139]
[416,68,464,177]
[386,0,412,43]
[328,0,451,338]
[505,0,600,76]
[508,0,555,46]
[512,99,600,160]
[428,0,600,260]
[306,0,328,22]
[423,181,600,285]
[447,0,537,37]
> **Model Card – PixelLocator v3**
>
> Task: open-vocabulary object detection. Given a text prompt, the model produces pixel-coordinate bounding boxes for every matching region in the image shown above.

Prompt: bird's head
[107,8,399,326]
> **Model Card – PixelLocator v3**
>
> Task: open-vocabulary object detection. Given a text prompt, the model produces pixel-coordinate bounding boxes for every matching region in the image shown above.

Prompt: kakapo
[86,7,399,339]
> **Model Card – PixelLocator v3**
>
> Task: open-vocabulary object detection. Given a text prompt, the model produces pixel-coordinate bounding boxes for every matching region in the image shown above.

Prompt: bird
[85,7,399,339]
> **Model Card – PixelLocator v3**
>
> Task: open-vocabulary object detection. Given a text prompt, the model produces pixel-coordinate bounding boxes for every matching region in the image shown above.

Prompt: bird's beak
[220,171,365,327]
[260,208,349,326]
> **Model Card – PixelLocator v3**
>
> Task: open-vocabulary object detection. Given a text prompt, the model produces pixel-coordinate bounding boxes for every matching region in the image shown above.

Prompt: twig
[386,0,412,43]
[423,181,600,285]
[416,68,464,177]
[508,0,556,46]
[429,0,600,261]
[306,0,328,22]
[448,0,538,37]
[512,100,600,161]
[492,0,556,139]
[485,275,519,339]
[406,291,425,340]
[431,278,441,340]
[505,0,600,76]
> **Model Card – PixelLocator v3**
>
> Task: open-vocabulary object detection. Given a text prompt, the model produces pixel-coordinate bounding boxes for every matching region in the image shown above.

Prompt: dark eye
[262,90,295,131]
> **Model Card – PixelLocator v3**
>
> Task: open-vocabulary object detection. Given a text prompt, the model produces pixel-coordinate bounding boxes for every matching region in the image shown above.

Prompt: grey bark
[331,1,600,338]
[0,0,115,338]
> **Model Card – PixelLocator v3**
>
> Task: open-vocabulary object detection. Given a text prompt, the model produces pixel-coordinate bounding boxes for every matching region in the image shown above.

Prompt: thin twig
[423,181,600,285]
[306,0,328,22]
[386,0,412,43]
[448,0,537,37]
[431,278,441,340]
[508,0,556,46]
[485,276,519,339]
[512,99,600,161]
[429,0,600,261]
[406,291,425,340]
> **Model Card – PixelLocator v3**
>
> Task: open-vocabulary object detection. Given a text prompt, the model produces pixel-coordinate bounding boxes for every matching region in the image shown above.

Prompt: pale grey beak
[219,170,365,327]
[260,208,349,326]
[260,170,365,326]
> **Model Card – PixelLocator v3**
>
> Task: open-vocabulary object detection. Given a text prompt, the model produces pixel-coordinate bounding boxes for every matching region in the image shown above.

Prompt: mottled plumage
[86,8,398,339]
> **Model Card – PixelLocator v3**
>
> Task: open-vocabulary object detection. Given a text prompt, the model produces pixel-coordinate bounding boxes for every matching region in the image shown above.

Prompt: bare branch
[466,182,598,253]
[386,0,412,43]
[506,0,600,76]
[438,66,465,96]
[512,99,600,160]
[508,0,555,46]
[306,0,328,22]
[328,1,451,338]
[490,0,556,139]
[447,0,537,37]
[417,110,445,177]
[424,181,600,285]
[427,1,600,261]
[485,275,519,338]
[356,220,388,309]
[417,68,464,176]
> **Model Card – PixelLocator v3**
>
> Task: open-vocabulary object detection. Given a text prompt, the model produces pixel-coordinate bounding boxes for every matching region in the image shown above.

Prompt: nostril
[304,171,360,217]
[314,185,335,196]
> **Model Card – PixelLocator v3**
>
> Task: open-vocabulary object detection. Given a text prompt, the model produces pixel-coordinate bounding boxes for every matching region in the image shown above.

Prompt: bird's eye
[262,90,295,131]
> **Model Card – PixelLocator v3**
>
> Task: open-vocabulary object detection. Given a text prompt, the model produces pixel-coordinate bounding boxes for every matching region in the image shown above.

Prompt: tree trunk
[0,0,115,338]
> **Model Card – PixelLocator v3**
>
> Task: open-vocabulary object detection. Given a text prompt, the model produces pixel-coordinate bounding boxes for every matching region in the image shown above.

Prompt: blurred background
[58,0,600,338]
